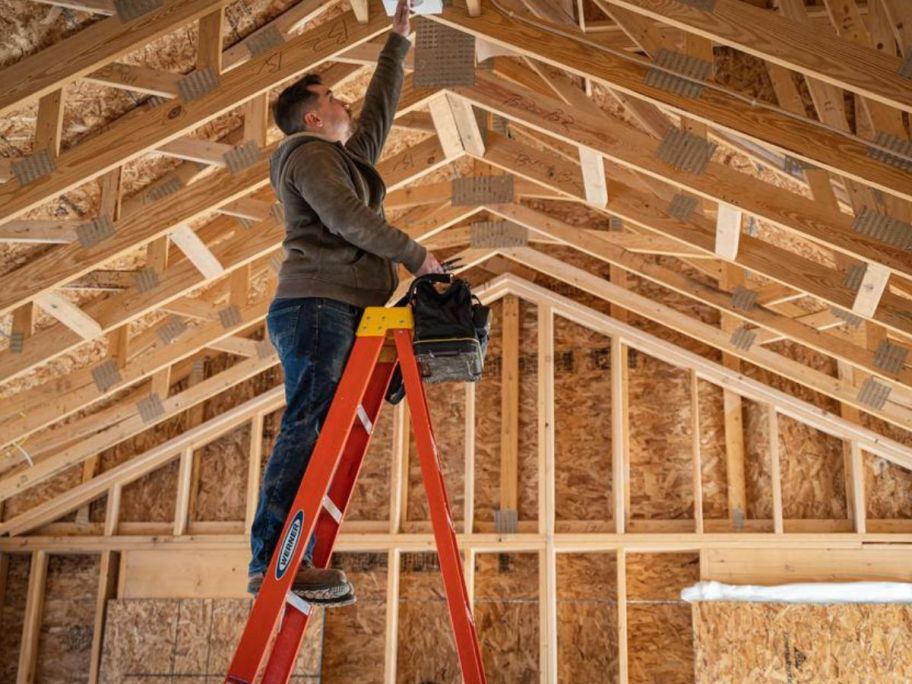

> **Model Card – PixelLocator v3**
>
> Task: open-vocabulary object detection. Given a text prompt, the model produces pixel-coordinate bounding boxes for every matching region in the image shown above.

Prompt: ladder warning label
[276,510,304,580]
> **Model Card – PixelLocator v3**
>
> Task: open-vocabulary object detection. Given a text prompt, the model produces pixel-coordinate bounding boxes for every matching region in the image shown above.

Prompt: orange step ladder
[225,306,487,684]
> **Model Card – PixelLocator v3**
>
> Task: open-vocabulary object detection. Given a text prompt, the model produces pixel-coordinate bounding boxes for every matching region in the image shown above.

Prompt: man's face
[304,85,354,142]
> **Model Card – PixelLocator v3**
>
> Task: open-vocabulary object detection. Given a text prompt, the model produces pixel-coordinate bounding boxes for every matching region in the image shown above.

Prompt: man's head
[273,74,354,142]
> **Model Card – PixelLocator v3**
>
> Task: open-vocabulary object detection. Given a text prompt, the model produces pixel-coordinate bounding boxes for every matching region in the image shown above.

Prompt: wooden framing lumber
[0,6,391,224]
[602,0,912,113]
[499,295,520,515]
[87,550,119,684]
[85,63,182,98]
[714,203,742,260]
[34,291,103,339]
[16,550,48,684]
[0,0,234,117]
[853,262,891,317]
[169,225,226,279]
[433,7,912,204]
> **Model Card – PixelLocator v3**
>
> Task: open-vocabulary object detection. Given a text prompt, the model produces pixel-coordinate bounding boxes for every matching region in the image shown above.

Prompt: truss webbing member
[247,0,443,605]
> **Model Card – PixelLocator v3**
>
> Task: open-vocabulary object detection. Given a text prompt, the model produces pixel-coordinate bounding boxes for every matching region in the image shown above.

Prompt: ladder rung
[285,590,312,616]
[322,495,343,524]
[356,404,373,434]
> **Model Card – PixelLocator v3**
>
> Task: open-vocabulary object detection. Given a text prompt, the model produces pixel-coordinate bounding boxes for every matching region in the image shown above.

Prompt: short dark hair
[273,74,323,135]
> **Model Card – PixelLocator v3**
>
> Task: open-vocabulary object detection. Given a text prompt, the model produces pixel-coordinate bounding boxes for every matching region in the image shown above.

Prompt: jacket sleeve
[289,144,427,273]
[344,32,411,165]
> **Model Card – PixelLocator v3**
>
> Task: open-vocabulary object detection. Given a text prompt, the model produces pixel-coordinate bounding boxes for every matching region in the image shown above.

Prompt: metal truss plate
[873,340,908,374]
[414,17,475,88]
[177,66,219,103]
[857,377,891,410]
[137,393,166,423]
[668,193,698,220]
[245,24,284,57]
[218,305,242,329]
[133,266,160,293]
[645,48,712,99]
[223,140,261,174]
[843,264,866,292]
[731,285,758,311]
[783,156,813,176]
[113,0,162,23]
[9,332,24,354]
[91,359,122,392]
[157,315,187,345]
[469,220,528,248]
[852,208,912,250]
[452,175,514,205]
[657,128,717,175]
[730,326,756,351]
[868,132,912,172]
[12,150,56,187]
[494,508,518,534]
[256,339,274,359]
[75,215,116,249]
[609,216,623,231]
[830,307,862,328]
[147,175,182,202]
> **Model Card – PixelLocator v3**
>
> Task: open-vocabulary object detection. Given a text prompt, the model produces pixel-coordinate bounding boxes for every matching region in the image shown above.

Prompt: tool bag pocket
[410,274,491,384]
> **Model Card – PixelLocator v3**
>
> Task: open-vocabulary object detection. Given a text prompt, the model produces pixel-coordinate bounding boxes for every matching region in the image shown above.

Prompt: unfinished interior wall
[556,552,619,683]
[99,598,323,680]
[628,352,694,521]
[777,416,846,523]
[693,602,912,681]
[697,379,728,521]
[0,554,31,680]
[626,553,699,684]
[554,315,613,524]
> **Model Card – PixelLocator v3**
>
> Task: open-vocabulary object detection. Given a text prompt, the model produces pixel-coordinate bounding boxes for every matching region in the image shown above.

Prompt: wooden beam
[768,406,784,535]
[691,371,704,534]
[0,0,234,117]
[87,550,119,684]
[435,9,912,205]
[156,137,233,166]
[611,335,628,534]
[852,262,891,317]
[35,89,64,157]
[0,220,78,244]
[579,146,608,207]
[173,447,194,536]
[428,94,465,159]
[0,7,390,224]
[500,295,520,514]
[383,549,400,683]
[616,549,629,683]
[16,550,48,684]
[245,414,264,530]
[351,0,369,23]
[197,8,224,74]
[467,0,482,17]
[447,95,486,157]
[169,225,226,279]
[714,203,742,260]
[84,63,182,98]
[34,291,103,339]
[601,0,912,113]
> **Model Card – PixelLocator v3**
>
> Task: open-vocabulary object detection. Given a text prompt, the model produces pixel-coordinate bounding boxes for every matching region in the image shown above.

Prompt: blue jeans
[248,297,362,577]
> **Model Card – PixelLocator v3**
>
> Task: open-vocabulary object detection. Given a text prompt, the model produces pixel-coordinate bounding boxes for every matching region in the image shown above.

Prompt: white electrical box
[382,0,444,15]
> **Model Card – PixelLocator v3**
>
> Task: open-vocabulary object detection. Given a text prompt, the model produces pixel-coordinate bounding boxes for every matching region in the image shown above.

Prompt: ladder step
[285,591,312,616]
[356,404,374,434]
[322,495,343,524]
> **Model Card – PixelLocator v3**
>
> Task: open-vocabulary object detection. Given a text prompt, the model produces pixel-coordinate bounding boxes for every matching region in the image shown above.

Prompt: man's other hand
[392,0,412,36]
[414,251,445,276]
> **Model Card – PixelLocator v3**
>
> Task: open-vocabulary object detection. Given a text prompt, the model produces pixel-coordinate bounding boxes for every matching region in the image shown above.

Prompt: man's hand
[392,0,412,37]
[414,251,445,276]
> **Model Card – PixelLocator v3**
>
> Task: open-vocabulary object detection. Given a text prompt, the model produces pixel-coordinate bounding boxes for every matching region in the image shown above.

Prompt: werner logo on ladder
[225,274,492,683]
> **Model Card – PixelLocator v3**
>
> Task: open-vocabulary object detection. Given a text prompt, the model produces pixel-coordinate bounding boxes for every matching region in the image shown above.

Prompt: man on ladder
[247,0,443,606]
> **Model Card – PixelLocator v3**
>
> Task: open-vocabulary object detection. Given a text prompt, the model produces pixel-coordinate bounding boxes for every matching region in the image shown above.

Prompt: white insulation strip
[681,580,912,604]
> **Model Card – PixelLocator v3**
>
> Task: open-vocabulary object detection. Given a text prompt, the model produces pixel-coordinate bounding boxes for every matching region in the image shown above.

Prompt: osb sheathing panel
[863,451,912,520]
[99,598,323,681]
[697,379,728,520]
[34,554,98,682]
[120,460,179,523]
[0,553,30,680]
[777,415,847,521]
[556,553,619,683]
[347,401,393,522]
[323,553,388,684]
[192,422,250,522]
[626,553,699,684]
[475,552,540,683]
[397,552,460,684]
[743,397,773,521]
[473,298,539,525]
[693,602,912,682]
[408,382,466,523]
[554,314,613,522]
[2,461,84,521]
[741,338,840,415]
[628,351,694,520]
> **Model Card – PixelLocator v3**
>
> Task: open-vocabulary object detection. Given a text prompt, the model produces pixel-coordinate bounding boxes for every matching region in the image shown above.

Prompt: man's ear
[303,111,322,129]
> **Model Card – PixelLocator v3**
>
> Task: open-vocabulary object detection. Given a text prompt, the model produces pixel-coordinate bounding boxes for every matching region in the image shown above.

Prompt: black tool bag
[386,275,491,403]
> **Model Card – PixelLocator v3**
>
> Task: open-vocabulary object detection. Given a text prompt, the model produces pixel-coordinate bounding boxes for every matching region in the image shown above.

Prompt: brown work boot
[246,563,354,604]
